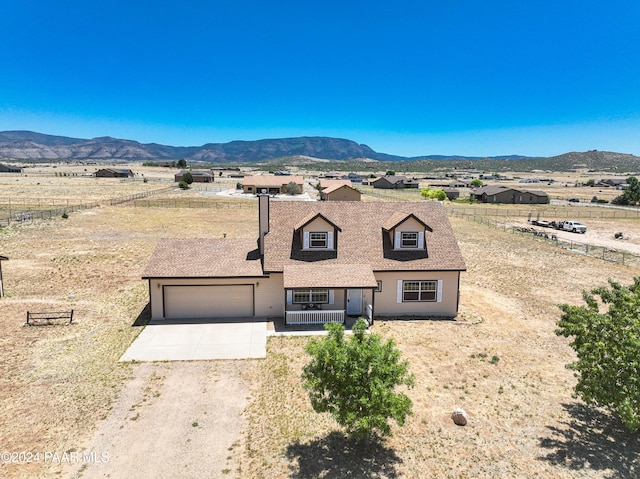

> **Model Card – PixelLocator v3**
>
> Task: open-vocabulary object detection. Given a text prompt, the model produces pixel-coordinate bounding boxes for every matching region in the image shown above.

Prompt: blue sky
[1,1,639,157]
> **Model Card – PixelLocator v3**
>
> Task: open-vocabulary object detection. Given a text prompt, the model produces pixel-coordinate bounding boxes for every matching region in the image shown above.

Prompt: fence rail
[447,208,640,268]
[0,186,175,227]
[285,310,345,325]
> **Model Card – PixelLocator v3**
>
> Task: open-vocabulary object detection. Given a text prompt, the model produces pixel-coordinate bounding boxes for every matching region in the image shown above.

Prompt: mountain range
[0,130,530,163]
[1,131,639,173]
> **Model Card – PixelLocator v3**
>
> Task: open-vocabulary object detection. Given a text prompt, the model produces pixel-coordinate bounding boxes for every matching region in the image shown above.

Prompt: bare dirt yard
[1,176,639,478]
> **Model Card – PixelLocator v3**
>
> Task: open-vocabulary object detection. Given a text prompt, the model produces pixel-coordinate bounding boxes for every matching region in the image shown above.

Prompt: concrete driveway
[119,319,267,361]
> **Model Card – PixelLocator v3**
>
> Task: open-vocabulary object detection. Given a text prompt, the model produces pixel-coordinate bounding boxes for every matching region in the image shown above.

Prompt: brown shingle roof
[321,183,359,195]
[319,179,352,189]
[142,238,263,278]
[243,175,304,187]
[263,201,466,273]
[283,264,378,288]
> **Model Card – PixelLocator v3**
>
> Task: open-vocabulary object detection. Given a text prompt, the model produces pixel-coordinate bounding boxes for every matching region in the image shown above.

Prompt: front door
[346,289,363,316]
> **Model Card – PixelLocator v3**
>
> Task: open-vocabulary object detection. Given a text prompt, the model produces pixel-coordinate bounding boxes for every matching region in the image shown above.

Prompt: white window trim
[303,230,334,250]
[394,230,424,249]
[397,279,442,303]
[287,289,334,304]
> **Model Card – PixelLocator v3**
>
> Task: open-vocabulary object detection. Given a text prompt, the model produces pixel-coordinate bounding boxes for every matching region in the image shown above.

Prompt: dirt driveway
[61,360,249,479]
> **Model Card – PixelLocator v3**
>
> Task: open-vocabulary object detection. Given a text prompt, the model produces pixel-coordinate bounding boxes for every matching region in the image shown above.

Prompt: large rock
[451,408,468,426]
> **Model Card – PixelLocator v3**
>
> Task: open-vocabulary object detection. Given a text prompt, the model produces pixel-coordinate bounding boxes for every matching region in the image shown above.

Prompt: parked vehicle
[560,220,587,233]
[568,198,580,203]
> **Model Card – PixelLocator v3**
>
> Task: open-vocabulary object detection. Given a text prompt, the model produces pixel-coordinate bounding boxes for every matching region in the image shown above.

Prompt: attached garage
[163,285,254,319]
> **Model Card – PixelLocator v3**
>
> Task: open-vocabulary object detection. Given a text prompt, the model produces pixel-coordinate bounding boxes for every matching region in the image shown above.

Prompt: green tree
[178,180,189,189]
[557,278,640,431]
[284,181,301,195]
[470,179,483,187]
[613,176,640,205]
[386,170,396,176]
[585,178,595,187]
[302,319,414,443]
[421,188,446,201]
[182,171,194,185]
[177,158,187,169]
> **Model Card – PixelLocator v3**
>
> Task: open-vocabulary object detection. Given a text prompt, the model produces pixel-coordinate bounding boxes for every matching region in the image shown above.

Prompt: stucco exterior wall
[324,188,361,201]
[147,274,284,320]
[372,270,461,318]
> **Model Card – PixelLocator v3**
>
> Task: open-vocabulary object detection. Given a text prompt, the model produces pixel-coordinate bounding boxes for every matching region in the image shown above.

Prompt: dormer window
[309,232,328,248]
[400,232,418,248]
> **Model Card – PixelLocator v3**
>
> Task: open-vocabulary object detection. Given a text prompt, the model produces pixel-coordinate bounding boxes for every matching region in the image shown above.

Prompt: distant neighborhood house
[95,168,134,178]
[319,180,361,201]
[372,175,420,189]
[0,163,22,173]
[471,185,549,204]
[595,179,627,188]
[242,175,305,195]
[174,170,215,183]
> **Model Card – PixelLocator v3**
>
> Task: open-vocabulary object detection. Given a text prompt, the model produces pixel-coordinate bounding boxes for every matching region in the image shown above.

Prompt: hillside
[0,131,403,162]
[1,131,640,172]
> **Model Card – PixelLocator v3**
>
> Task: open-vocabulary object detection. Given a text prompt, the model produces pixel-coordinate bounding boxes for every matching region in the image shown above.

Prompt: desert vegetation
[1,168,639,478]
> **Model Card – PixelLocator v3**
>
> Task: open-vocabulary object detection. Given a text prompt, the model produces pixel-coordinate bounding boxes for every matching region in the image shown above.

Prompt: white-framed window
[292,289,329,304]
[309,232,328,248]
[402,280,437,302]
[303,230,334,249]
[375,280,382,292]
[400,232,418,248]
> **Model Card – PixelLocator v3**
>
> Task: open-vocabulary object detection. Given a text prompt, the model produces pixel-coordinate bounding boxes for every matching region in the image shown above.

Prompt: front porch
[284,292,374,326]
[282,263,378,326]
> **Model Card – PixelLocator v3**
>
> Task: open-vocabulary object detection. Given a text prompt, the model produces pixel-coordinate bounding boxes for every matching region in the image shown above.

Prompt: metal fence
[0,186,175,227]
[447,209,640,268]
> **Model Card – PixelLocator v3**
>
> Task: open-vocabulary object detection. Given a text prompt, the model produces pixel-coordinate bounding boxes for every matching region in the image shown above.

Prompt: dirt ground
[60,361,250,479]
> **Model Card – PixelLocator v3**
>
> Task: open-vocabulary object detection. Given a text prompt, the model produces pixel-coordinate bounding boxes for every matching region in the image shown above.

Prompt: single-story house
[471,186,549,204]
[242,175,304,195]
[596,179,627,188]
[95,168,134,178]
[174,170,215,183]
[372,175,420,189]
[0,255,7,297]
[142,197,466,324]
[449,180,471,188]
[320,182,362,201]
[0,163,22,173]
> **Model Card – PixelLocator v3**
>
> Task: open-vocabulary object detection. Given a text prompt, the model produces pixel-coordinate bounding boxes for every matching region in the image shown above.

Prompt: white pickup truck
[561,220,587,233]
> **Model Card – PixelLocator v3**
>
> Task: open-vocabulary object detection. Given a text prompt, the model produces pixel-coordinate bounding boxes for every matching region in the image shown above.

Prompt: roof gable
[263,201,465,273]
[382,211,432,232]
[294,212,342,232]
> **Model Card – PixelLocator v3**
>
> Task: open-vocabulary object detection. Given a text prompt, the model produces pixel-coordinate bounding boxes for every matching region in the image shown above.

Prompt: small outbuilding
[442,188,460,200]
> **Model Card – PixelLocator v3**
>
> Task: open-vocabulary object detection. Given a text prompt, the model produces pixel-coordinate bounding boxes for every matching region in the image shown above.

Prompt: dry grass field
[1,172,639,478]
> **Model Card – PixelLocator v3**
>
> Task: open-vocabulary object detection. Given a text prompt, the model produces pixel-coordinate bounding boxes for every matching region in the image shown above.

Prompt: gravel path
[61,361,248,479]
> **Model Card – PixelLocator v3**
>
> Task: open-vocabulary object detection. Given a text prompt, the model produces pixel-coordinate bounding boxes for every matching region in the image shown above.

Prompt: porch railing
[285,309,345,325]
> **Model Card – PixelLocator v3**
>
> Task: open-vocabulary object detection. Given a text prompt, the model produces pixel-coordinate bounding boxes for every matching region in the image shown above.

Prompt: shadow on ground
[131,303,151,327]
[285,431,402,479]
[538,402,640,478]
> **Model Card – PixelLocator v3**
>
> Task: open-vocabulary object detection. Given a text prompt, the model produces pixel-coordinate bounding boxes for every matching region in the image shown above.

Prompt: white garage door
[164,285,253,319]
